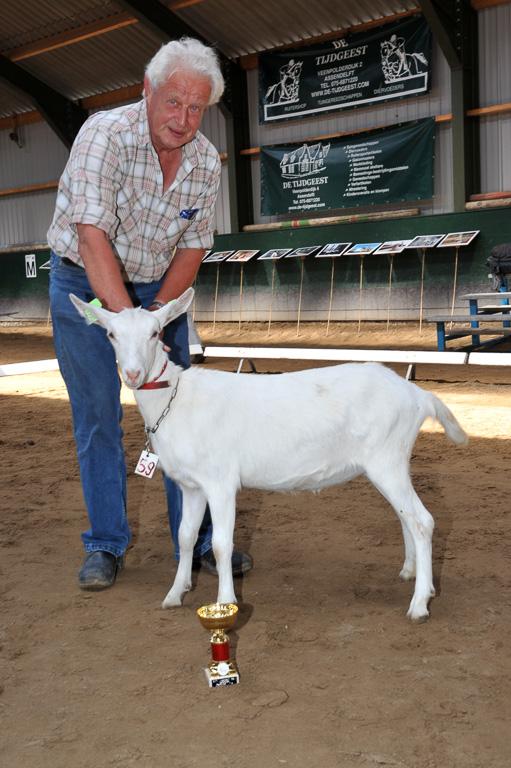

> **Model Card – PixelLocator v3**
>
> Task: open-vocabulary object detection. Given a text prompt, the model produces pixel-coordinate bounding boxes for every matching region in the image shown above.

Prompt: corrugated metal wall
[0,6,509,247]
[200,105,231,234]
[0,120,68,246]
[478,3,511,193]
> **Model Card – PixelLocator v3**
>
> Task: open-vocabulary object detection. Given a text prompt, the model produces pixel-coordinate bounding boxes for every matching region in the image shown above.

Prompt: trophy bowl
[197,603,239,687]
[197,603,238,633]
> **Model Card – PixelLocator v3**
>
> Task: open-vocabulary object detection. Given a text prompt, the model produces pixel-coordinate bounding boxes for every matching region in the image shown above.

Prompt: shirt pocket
[114,189,147,241]
[150,199,195,254]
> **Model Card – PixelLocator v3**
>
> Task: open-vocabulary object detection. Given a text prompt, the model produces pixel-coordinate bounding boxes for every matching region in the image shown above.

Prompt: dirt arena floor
[1,319,510,768]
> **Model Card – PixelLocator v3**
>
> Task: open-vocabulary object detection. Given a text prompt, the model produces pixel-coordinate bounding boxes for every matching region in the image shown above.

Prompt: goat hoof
[217,596,237,606]
[399,567,416,582]
[162,600,181,609]
[409,612,430,624]
[407,603,430,622]
[161,594,183,609]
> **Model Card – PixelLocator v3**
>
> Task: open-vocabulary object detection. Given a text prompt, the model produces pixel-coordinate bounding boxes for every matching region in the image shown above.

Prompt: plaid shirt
[47,99,221,282]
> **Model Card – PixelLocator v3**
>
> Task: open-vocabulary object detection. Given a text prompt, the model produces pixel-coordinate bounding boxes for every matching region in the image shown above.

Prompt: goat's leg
[366,465,435,622]
[207,487,237,606]
[401,496,435,622]
[162,487,207,608]
[398,517,417,582]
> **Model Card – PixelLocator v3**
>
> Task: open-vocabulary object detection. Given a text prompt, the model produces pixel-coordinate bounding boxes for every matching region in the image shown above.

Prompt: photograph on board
[374,240,413,254]
[226,250,260,262]
[258,248,293,260]
[344,243,381,255]
[437,231,480,248]
[316,243,352,257]
[405,234,446,249]
[202,250,234,262]
[286,245,322,257]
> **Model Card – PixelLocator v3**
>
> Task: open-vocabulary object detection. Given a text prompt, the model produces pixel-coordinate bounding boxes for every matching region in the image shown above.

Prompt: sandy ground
[1,320,510,768]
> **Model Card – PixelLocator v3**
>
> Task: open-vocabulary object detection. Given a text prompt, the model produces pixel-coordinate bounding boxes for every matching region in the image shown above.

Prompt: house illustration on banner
[280,142,330,179]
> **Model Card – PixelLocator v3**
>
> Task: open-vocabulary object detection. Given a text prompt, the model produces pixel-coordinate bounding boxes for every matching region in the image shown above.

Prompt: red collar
[137,360,171,390]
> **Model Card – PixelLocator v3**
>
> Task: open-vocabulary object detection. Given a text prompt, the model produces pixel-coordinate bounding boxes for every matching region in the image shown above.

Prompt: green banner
[260,118,435,216]
[259,15,431,124]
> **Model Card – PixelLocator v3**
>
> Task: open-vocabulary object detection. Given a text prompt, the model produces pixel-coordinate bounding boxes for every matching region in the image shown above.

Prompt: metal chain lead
[144,379,179,451]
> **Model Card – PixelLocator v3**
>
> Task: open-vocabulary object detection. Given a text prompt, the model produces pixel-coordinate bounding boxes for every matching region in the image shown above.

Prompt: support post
[0,55,88,148]
[419,0,479,210]
[219,63,254,232]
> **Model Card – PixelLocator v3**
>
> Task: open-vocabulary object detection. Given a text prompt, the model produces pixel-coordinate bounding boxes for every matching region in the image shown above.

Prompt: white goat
[70,288,468,622]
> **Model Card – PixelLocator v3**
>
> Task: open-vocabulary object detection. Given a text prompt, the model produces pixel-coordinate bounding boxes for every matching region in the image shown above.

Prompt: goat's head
[69,288,194,389]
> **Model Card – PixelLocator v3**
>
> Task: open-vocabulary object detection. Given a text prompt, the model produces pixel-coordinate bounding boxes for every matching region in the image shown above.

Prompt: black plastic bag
[486,243,511,290]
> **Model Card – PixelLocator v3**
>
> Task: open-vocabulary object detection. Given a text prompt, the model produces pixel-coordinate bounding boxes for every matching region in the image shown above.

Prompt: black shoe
[194,549,252,577]
[78,550,124,590]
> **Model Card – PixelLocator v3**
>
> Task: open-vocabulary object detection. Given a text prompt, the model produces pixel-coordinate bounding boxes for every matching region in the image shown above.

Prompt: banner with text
[259,15,431,124]
[260,117,435,216]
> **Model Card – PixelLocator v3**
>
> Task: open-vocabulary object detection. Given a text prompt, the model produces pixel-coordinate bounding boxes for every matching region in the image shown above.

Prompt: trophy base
[205,666,239,688]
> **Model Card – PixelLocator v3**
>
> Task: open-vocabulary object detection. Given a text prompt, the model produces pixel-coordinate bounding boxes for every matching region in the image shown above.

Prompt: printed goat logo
[265,59,303,105]
[380,33,428,83]
[280,142,330,180]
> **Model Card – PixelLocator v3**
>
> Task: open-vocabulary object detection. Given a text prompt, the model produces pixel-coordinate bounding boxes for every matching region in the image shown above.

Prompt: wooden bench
[462,292,511,329]
[462,290,511,309]
[462,292,511,301]
[473,304,511,312]
[428,290,511,350]
[427,314,511,350]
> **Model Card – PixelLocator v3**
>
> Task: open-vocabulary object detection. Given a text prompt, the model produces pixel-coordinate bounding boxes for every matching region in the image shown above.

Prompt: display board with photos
[405,234,445,249]
[437,231,479,248]
[374,240,412,254]
[344,243,382,255]
[316,243,352,257]
[285,245,322,258]
[202,250,234,262]
[200,230,480,268]
[226,250,260,262]
[258,249,293,260]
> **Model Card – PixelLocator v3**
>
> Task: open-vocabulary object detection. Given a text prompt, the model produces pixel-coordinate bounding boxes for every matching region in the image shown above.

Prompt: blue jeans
[49,252,212,559]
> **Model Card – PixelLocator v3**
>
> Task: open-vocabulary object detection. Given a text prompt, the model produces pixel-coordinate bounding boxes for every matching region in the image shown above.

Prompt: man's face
[145,71,211,153]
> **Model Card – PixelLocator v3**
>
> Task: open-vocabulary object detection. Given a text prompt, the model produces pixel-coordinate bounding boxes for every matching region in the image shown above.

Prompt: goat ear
[153,287,195,327]
[69,293,113,327]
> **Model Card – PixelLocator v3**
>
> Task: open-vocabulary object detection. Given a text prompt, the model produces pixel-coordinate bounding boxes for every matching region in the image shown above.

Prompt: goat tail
[429,394,469,447]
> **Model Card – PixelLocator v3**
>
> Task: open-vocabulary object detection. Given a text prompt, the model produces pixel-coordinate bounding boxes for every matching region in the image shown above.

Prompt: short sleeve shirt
[47,99,221,283]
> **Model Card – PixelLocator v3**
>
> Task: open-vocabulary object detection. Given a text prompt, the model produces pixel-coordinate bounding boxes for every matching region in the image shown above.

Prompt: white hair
[145,37,224,105]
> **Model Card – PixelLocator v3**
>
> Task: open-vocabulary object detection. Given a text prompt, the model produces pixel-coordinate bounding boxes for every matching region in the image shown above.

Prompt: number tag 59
[135,450,159,479]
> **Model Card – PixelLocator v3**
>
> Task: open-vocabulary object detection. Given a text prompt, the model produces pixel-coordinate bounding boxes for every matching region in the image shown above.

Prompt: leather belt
[62,257,84,270]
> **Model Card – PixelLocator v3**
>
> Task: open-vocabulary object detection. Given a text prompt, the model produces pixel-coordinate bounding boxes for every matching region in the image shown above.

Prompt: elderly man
[48,37,251,589]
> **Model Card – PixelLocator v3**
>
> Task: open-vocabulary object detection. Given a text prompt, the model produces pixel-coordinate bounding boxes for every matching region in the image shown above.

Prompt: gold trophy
[197,603,239,687]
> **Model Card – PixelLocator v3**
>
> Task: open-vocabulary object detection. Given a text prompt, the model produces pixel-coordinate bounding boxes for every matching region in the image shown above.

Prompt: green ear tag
[85,298,102,323]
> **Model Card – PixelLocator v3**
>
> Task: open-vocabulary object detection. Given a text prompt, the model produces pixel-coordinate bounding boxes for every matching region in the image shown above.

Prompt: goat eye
[151,331,158,339]
[107,331,115,339]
